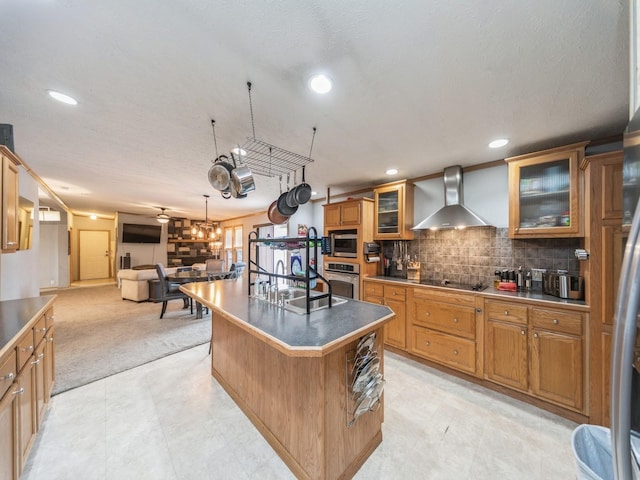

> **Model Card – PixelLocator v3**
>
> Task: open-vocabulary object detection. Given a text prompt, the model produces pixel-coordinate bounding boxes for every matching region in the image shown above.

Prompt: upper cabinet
[0,145,19,252]
[373,180,414,240]
[324,198,372,228]
[505,142,588,238]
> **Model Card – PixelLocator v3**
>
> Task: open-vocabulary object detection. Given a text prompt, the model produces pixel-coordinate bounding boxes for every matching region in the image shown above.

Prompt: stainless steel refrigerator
[611,106,640,478]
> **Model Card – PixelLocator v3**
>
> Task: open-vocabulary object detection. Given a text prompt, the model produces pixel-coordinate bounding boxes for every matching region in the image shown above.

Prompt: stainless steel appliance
[324,261,360,299]
[542,271,584,300]
[330,231,358,258]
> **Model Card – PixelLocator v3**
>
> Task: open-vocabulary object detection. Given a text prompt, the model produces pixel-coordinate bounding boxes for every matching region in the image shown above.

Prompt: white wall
[0,169,40,300]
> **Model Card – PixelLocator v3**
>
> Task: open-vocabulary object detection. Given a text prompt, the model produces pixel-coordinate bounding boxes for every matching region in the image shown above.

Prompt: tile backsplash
[381,227,581,287]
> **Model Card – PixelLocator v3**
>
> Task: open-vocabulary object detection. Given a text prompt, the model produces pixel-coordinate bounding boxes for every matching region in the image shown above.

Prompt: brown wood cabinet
[505,142,588,238]
[324,199,366,227]
[408,288,481,376]
[484,298,586,413]
[485,300,529,391]
[584,150,624,426]
[0,146,19,253]
[0,303,55,480]
[363,281,407,349]
[373,180,414,240]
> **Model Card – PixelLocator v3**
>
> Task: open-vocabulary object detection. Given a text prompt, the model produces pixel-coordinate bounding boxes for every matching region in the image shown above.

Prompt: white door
[79,230,110,280]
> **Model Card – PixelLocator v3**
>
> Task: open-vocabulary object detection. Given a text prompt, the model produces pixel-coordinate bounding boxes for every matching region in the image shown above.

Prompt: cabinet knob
[533,333,539,338]
[39,327,47,333]
[521,330,526,335]
[504,310,509,316]
[425,341,430,346]
[424,311,430,317]
[2,372,14,381]
[453,350,459,355]
[37,353,45,359]
[453,318,459,323]
[553,319,559,325]
[21,345,34,352]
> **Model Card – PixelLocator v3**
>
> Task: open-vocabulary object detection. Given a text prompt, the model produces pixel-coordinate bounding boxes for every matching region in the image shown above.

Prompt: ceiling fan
[156,207,171,224]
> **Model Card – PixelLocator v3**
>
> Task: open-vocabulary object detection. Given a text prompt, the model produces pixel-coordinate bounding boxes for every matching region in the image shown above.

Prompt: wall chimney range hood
[413,165,491,230]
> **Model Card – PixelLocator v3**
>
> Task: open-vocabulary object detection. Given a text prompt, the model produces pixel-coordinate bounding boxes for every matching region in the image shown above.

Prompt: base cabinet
[363,281,407,349]
[0,384,19,480]
[484,299,586,413]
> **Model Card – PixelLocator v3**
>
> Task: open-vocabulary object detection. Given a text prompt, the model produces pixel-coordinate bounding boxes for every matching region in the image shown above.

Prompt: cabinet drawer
[16,329,35,371]
[412,299,476,340]
[44,308,55,329]
[364,295,384,306]
[412,287,476,308]
[363,282,383,297]
[531,308,583,336]
[384,285,406,301]
[485,300,528,325]
[411,326,476,374]
[0,350,17,399]
[34,314,47,346]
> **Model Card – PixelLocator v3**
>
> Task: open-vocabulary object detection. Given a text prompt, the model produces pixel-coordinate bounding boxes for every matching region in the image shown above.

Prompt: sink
[277,287,308,301]
[284,295,348,314]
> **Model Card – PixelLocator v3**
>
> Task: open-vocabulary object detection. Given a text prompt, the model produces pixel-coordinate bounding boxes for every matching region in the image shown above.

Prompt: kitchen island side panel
[211,312,383,480]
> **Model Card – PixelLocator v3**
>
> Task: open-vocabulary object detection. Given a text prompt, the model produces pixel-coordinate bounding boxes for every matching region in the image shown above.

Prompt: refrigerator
[611,104,640,479]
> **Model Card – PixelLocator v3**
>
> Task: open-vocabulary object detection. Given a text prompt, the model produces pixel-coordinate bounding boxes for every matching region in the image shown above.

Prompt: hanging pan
[208,155,234,191]
[293,166,312,205]
[277,173,298,216]
[268,176,289,224]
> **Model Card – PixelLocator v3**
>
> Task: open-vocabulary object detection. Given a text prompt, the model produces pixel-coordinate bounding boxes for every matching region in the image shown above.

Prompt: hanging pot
[230,177,247,199]
[230,152,255,195]
[277,174,298,216]
[293,166,312,205]
[208,155,234,191]
[286,170,299,208]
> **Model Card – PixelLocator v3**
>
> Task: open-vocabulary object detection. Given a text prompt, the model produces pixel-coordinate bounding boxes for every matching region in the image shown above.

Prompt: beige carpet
[50,285,210,395]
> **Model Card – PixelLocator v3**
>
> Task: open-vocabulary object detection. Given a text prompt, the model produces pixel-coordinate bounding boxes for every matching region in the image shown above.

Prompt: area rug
[50,284,210,395]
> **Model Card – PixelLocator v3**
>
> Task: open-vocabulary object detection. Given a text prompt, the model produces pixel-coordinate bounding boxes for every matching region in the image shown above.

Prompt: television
[121,223,162,244]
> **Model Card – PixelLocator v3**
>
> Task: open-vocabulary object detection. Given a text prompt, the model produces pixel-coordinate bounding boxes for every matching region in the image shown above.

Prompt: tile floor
[23,345,579,479]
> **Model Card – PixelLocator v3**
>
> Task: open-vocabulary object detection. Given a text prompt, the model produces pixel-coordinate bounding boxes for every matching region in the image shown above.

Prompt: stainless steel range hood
[413,165,491,230]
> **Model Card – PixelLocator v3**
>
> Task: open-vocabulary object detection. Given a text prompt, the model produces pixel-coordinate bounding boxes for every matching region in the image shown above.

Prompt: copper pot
[268,200,289,224]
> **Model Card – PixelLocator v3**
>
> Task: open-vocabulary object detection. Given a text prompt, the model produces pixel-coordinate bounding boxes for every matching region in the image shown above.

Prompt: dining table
[167,270,236,318]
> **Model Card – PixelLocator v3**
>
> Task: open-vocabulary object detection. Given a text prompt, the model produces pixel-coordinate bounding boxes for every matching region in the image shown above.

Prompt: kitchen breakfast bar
[181,279,394,480]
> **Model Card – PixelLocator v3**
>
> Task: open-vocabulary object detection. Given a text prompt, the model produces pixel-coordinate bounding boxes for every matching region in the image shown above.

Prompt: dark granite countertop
[364,276,589,311]
[181,280,394,357]
[0,295,57,356]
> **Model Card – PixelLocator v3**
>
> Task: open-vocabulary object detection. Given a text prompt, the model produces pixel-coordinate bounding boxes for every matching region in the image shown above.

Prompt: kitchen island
[181,279,394,480]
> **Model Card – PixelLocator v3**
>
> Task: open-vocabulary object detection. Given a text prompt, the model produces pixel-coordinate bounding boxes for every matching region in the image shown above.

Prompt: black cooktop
[417,279,488,292]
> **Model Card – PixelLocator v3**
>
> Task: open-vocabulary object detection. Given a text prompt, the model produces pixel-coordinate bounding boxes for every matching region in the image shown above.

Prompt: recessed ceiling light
[308,74,332,94]
[488,138,509,148]
[385,168,398,175]
[47,90,78,105]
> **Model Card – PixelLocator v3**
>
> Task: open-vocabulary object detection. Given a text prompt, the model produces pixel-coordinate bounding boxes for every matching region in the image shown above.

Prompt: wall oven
[330,232,358,258]
[324,262,360,300]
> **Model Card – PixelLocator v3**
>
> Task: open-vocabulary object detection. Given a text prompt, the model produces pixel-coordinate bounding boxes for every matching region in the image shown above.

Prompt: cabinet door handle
[31,359,40,365]
[553,319,559,324]
[21,345,34,352]
[39,327,47,333]
[37,353,45,359]
[504,310,509,316]
[12,387,24,395]
[533,333,539,338]
[453,350,459,355]
[425,341,430,346]
[2,372,14,381]
[521,330,526,335]
[452,318,459,323]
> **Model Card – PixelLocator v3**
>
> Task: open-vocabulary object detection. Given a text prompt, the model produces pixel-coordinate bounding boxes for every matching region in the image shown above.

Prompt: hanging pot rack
[239,81,316,178]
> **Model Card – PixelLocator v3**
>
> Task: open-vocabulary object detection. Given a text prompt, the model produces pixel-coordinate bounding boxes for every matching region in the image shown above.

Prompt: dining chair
[155,263,192,319]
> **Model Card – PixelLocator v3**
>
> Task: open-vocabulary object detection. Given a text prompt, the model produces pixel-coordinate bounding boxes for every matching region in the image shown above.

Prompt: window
[224,225,243,268]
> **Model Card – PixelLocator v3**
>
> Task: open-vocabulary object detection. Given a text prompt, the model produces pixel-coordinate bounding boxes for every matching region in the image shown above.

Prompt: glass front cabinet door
[373,180,414,240]
[505,142,588,238]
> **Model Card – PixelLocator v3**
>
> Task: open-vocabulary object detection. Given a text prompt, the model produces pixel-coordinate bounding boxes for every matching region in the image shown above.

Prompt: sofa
[117,263,206,301]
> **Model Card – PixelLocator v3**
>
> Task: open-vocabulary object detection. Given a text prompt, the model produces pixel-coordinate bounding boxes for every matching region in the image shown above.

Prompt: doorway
[79,230,111,280]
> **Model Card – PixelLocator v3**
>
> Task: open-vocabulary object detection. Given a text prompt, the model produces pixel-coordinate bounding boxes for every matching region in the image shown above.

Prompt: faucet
[274,260,286,302]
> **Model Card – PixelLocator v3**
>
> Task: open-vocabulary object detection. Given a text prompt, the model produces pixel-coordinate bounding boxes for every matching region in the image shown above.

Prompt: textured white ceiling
[0,0,630,221]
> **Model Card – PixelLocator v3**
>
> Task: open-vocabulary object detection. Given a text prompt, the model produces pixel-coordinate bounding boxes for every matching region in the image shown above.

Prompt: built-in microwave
[330,231,358,258]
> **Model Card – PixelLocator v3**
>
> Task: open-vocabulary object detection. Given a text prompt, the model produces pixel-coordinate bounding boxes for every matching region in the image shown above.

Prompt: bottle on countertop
[494,270,501,289]
[516,266,524,290]
[525,270,532,291]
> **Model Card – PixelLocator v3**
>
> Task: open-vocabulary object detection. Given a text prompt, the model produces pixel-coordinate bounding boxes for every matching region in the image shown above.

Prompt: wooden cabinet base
[211,313,384,480]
